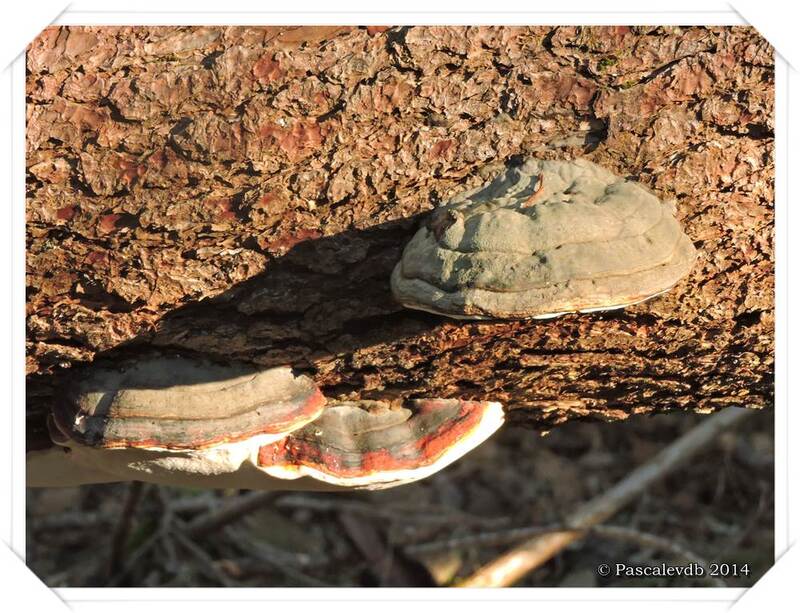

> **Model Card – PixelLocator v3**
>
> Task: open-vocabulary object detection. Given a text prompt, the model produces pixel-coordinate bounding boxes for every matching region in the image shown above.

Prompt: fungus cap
[257,398,505,489]
[391,158,697,320]
[52,357,326,451]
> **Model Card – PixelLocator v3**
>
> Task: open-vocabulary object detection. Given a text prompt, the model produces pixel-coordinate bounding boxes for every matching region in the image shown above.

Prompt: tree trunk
[26,25,774,447]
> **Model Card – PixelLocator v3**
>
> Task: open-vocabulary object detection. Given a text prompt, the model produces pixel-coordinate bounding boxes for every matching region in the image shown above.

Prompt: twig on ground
[223,524,327,568]
[223,525,333,586]
[106,484,176,586]
[171,523,236,587]
[407,523,725,586]
[588,525,727,587]
[107,481,145,579]
[221,555,334,587]
[106,528,163,587]
[32,510,114,531]
[458,405,754,587]
[717,482,770,558]
[186,491,280,538]
[151,485,179,574]
[405,523,566,556]
[277,494,510,528]
[168,494,218,516]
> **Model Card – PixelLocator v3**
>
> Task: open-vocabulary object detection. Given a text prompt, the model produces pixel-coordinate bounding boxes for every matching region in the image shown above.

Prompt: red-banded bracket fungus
[27,356,504,490]
[27,357,326,488]
[257,399,505,490]
[53,357,326,450]
[391,158,698,320]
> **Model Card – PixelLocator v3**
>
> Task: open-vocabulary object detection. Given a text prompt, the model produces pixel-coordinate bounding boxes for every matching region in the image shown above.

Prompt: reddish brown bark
[26,26,774,444]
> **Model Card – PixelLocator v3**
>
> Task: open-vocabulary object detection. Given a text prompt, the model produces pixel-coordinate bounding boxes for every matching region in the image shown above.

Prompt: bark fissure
[26,25,774,443]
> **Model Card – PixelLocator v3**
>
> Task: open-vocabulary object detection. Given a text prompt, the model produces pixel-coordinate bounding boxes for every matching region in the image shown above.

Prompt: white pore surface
[28,431,303,490]
[26,447,121,487]
[259,401,506,490]
[28,403,506,491]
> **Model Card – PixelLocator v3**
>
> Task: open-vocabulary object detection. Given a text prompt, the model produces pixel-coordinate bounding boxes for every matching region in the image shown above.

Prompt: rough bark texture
[26,25,774,441]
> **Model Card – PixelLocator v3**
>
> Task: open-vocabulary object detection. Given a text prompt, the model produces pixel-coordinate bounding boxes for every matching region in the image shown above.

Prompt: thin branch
[223,524,327,568]
[276,494,510,528]
[32,510,114,531]
[220,555,334,587]
[106,484,175,586]
[171,524,237,587]
[107,481,145,579]
[168,494,218,516]
[458,405,754,587]
[186,491,280,538]
[106,529,162,587]
[223,525,333,587]
[405,523,567,556]
[151,485,179,574]
[587,525,728,587]
[407,523,726,587]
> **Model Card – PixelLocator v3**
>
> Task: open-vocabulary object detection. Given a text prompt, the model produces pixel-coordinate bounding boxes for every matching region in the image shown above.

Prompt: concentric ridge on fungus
[257,399,505,489]
[52,356,326,450]
[391,158,698,320]
[31,357,504,490]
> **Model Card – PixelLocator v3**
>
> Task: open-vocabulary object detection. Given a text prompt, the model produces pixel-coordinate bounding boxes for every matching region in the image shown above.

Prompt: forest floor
[27,407,773,588]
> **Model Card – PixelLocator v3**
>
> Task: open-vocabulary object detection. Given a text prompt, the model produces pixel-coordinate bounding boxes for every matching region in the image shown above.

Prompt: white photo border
[3,2,794,611]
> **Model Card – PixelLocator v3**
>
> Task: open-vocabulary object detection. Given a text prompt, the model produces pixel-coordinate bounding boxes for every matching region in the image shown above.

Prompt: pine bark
[26,26,774,445]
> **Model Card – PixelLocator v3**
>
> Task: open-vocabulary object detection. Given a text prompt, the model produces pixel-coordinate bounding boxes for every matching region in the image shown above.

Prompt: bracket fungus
[52,356,326,450]
[391,158,697,320]
[28,357,325,488]
[258,398,505,489]
[27,356,504,490]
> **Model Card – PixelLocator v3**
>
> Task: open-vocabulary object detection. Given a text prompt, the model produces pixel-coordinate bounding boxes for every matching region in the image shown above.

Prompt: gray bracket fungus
[52,356,326,451]
[29,354,505,490]
[391,158,697,320]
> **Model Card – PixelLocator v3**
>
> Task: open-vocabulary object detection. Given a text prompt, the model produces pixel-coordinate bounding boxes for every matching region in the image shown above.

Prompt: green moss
[597,57,618,72]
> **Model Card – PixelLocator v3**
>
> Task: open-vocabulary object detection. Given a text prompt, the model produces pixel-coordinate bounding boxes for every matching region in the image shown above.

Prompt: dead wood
[26,26,774,442]
[458,405,753,586]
